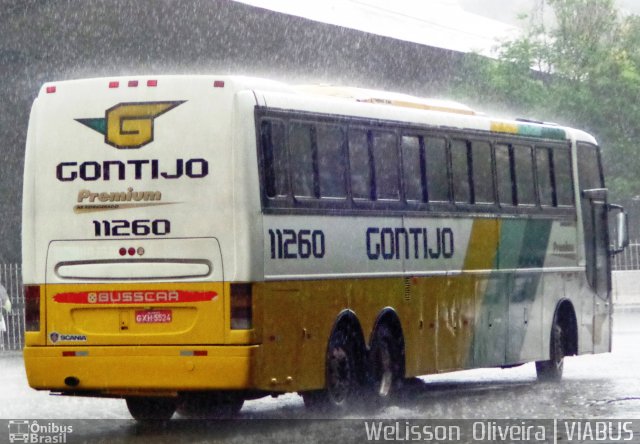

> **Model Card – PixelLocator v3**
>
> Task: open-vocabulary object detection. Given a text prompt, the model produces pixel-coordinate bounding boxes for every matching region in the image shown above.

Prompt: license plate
[135,310,172,324]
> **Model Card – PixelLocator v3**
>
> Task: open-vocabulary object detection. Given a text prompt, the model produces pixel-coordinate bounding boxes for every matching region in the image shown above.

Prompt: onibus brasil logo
[8,420,73,443]
[76,101,184,149]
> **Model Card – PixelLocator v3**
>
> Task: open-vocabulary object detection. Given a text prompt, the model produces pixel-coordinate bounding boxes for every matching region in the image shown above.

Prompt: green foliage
[453,0,640,200]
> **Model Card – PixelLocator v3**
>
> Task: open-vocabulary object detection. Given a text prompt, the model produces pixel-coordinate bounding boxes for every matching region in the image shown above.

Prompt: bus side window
[514,144,536,206]
[471,140,495,204]
[553,147,574,206]
[451,139,471,204]
[372,131,400,201]
[348,128,373,200]
[401,135,424,203]
[316,124,347,199]
[260,119,288,198]
[495,144,515,206]
[425,137,449,203]
[289,122,316,199]
[536,146,554,207]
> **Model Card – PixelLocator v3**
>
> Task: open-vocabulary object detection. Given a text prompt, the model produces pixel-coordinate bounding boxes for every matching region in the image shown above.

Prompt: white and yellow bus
[22,75,628,420]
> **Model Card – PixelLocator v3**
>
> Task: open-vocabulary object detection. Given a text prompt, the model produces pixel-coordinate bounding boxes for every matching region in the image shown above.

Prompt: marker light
[109,81,119,89]
[180,350,208,356]
[46,86,56,94]
[119,247,144,256]
[128,80,139,87]
[147,79,158,87]
[230,283,252,329]
[213,80,225,88]
[24,285,41,331]
[62,351,88,357]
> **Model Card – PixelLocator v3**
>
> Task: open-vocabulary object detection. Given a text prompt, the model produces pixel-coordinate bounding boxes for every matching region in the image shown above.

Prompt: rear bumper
[24,345,258,395]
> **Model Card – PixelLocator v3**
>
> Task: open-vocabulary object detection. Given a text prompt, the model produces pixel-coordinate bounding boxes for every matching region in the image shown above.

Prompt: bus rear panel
[22,76,262,395]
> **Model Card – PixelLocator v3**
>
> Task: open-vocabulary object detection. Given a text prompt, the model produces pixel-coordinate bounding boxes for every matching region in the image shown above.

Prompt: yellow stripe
[490,121,519,134]
[463,219,501,270]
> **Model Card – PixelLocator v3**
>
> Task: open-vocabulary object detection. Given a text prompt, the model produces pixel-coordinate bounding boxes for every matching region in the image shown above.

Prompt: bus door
[577,143,611,353]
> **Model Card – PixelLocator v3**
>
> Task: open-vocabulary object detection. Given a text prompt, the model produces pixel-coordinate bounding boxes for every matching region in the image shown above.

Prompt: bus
[22,75,628,420]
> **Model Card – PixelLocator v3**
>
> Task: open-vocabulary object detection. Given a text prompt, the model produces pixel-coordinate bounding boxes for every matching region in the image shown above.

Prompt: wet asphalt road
[1,307,639,443]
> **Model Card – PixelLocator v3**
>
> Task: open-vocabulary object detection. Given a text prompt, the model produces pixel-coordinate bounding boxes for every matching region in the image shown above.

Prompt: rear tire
[536,322,564,382]
[125,397,177,422]
[367,324,403,405]
[302,326,364,413]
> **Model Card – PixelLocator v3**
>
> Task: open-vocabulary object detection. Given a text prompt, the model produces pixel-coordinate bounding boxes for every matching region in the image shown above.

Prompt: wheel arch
[370,307,406,377]
[553,298,578,356]
[326,309,368,379]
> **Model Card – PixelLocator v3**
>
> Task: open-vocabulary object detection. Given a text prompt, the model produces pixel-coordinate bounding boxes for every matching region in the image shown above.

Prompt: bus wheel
[176,392,244,418]
[302,326,363,412]
[368,325,402,403]
[536,322,564,382]
[125,397,177,421]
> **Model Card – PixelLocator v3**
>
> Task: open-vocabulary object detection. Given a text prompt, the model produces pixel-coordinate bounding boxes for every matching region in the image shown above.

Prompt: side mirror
[608,204,629,254]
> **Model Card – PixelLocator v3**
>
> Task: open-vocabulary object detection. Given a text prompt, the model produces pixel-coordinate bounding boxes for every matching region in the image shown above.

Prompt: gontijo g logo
[76,101,184,149]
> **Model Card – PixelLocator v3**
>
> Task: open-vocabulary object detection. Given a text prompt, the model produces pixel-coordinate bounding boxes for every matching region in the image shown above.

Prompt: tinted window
[472,141,494,204]
[317,124,347,198]
[425,137,449,202]
[372,131,399,200]
[261,120,287,198]
[536,147,554,206]
[514,145,535,205]
[451,139,471,203]
[348,129,372,200]
[553,148,574,206]
[495,144,514,206]
[402,135,424,202]
[289,122,315,198]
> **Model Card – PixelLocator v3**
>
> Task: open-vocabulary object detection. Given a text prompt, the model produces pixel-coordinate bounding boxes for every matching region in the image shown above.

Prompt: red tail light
[24,285,41,331]
[230,283,252,330]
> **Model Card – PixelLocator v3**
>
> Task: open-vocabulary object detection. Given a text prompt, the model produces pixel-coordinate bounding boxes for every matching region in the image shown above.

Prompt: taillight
[24,285,41,331]
[230,283,252,330]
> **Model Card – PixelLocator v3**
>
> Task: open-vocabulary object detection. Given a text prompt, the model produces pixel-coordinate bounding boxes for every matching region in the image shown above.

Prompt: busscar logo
[76,101,185,149]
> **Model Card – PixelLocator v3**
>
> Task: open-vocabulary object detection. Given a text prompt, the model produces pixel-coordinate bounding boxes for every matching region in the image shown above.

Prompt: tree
[453,0,640,201]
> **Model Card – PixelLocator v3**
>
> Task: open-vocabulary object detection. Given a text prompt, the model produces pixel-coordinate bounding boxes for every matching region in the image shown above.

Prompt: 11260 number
[92,219,171,237]
[268,229,325,259]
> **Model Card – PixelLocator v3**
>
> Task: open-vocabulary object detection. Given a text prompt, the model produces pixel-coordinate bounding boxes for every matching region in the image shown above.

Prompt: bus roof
[37,74,597,145]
